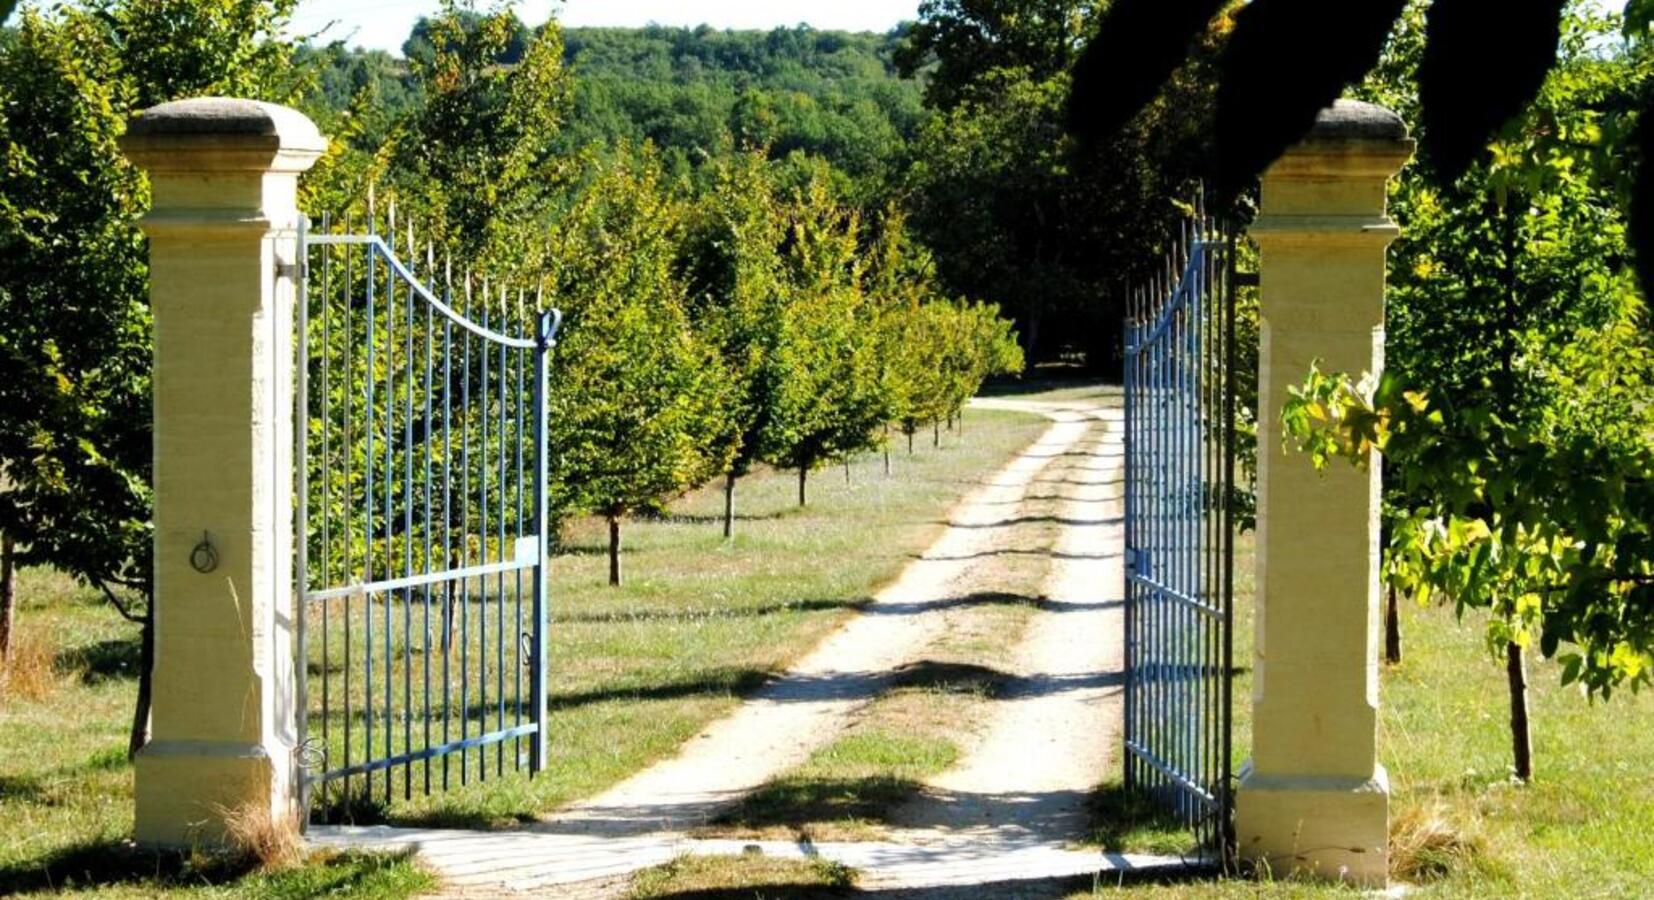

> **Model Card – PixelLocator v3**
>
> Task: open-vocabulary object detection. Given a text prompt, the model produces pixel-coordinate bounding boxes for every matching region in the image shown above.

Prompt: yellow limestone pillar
[121,98,324,846]
[1236,100,1413,885]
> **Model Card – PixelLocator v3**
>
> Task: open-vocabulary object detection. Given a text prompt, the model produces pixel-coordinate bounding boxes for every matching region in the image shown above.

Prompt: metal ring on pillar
[190,531,219,574]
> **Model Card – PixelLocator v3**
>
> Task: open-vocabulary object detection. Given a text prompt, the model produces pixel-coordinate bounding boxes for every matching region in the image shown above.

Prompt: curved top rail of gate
[305,232,560,350]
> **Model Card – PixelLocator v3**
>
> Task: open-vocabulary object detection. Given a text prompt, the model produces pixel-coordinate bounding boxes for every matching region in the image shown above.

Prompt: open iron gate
[294,213,561,820]
[1122,208,1237,859]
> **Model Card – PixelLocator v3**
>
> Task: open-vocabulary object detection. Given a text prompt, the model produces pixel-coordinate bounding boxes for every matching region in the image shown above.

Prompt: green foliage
[558,25,922,185]
[681,152,793,481]
[0,8,151,598]
[0,0,303,754]
[759,171,888,482]
[0,0,299,602]
[894,0,1095,110]
[404,7,530,68]
[386,1,572,268]
[1283,7,1654,700]
[103,0,304,108]
[543,149,733,523]
[900,1,1228,365]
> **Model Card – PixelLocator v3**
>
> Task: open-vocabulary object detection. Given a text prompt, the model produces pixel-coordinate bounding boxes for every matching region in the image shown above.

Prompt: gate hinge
[1124,548,1138,573]
[277,261,306,281]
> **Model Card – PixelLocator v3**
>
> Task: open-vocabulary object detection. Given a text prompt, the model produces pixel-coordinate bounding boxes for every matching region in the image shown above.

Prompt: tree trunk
[907,429,914,454]
[128,611,155,759]
[957,408,964,436]
[884,424,891,476]
[844,456,851,485]
[1507,642,1533,781]
[798,466,808,507]
[607,515,622,587]
[0,533,14,663]
[1384,586,1402,665]
[723,472,737,540]
[947,412,955,431]
[933,420,940,448]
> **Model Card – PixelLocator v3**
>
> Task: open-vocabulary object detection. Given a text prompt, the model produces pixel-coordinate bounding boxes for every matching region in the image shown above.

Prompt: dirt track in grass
[543,400,1113,839]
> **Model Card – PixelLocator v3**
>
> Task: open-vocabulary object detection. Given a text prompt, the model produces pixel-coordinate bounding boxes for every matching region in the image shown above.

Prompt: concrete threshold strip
[308,824,1194,894]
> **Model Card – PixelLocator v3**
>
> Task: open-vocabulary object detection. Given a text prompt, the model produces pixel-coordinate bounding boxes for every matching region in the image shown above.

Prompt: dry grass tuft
[219,803,306,872]
[0,625,62,703]
[1390,799,1486,883]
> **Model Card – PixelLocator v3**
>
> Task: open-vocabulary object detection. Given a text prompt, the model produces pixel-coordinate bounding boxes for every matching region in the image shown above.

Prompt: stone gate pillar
[121,98,324,846]
[1236,100,1413,884]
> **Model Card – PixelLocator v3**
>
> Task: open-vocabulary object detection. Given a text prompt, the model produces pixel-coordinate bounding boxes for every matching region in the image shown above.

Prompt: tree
[761,172,889,504]
[894,0,1097,110]
[681,153,792,537]
[543,149,734,584]
[0,0,299,756]
[404,8,530,69]
[385,1,572,270]
[1283,6,1654,780]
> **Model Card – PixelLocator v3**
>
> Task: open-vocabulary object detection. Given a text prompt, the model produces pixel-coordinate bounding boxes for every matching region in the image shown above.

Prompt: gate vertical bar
[294,213,311,822]
[530,310,553,774]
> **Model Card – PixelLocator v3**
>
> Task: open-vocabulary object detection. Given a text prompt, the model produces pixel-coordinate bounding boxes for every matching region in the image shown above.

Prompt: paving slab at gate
[309,825,1190,894]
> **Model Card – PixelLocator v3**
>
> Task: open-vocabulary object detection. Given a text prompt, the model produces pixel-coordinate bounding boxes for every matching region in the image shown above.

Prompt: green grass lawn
[0,407,1051,896]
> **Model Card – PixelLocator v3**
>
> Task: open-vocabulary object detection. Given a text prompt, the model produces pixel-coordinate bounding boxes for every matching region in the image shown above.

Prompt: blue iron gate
[294,211,561,820]
[1122,207,1236,859]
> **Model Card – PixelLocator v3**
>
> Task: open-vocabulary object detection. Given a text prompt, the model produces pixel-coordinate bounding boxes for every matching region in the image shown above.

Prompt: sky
[289,1,923,53]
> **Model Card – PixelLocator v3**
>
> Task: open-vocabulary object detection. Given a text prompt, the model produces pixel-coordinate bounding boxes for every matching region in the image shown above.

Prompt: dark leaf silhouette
[1420,0,1566,179]
[1215,0,1408,197]
[1633,91,1654,303]
[1067,0,1229,144]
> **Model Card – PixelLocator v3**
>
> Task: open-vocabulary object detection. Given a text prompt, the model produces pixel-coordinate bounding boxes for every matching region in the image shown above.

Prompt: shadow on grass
[978,370,1119,399]
[889,660,1011,698]
[55,637,141,684]
[651,510,792,526]
[0,841,423,897]
[553,597,863,625]
[307,784,540,832]
[1086,781,1199,856]
[0,840,247,896]
[632,869,1221,899]
[911,548,1121,563]
[939,515,1123,529]
[713,775,926,833]
[0,773,48,805]
[552,666,773,710]
[1,748,130,808]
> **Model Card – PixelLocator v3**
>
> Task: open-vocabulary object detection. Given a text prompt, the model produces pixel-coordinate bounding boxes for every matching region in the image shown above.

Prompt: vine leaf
[1419,0,1567,180]
[1215,0,1408,198]
[1067,0,1229,145]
